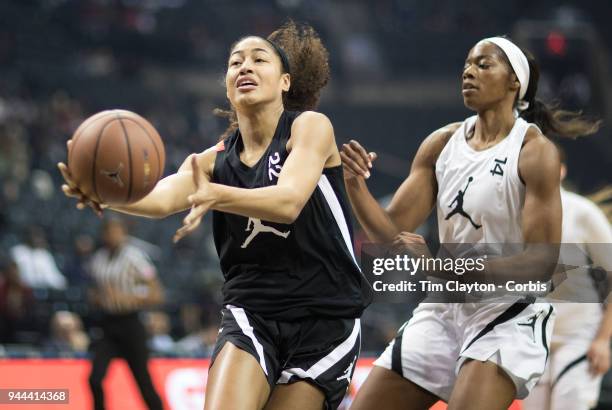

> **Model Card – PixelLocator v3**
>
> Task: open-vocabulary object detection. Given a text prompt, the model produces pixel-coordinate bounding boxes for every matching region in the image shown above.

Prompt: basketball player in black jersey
[59,21,372,410]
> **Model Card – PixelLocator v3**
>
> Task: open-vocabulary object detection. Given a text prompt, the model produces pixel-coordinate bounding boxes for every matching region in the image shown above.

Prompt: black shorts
[210,304,361,410]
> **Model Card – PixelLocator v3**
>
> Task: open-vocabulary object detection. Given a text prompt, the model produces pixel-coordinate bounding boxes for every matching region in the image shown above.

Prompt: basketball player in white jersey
[522,149,612,410]
[341,37,600,410]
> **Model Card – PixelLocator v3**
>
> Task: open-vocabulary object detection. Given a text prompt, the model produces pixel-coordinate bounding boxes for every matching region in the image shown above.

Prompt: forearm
[110,172,194,218]
[484,244,559,282]
[211,183,304,224]
[345,178,399,243]
[596,302,612,341]
[427,244,559,284]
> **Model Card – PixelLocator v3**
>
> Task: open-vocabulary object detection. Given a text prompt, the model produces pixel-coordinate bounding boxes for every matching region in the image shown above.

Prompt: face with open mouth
[462,41,520,112]
[225,36,290,111]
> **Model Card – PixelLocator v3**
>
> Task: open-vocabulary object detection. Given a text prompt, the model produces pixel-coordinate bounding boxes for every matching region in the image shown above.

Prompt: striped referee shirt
[88,243,157,314]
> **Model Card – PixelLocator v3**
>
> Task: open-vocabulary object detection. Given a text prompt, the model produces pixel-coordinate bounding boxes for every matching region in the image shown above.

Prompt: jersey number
[490,157,507,177]
[268,152,282,181]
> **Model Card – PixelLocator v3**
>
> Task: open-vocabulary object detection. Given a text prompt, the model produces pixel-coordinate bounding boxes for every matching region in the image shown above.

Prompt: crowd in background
[0,0,610,364]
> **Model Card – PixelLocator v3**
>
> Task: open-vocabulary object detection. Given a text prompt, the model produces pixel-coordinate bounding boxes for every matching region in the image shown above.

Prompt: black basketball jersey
[212,110,372,320]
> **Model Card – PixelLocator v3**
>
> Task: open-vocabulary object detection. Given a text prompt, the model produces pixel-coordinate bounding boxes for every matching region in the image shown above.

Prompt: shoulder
[519,127,560,184]
[292,111,333,131]
[432,122,462,145]
[122,243,142,255]
[90,249,106,264]
[123,243,149,258]
[417,122,462,164]
[520,127,559,169]
[289,111,334,148]
[123,244,152,264]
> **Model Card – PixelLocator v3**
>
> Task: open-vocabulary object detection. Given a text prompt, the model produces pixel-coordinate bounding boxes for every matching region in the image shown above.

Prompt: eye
[229,60,241,67]
[255,58,266,63]
[479,63,490,69]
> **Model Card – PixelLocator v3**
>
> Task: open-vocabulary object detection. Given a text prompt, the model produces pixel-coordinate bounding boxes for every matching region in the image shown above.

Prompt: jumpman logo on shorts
[240,218,291,248]
[101,163,125,187]
[445,176,481,229]
[336,355,357,382]
[517,312,541,342]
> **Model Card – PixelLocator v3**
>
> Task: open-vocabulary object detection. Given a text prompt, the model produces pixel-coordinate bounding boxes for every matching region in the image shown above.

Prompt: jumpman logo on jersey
[445,176,482,229]
[101,163,125,187]
[517,312,541,342]
[240,218,291,248]
[336,355,357,382]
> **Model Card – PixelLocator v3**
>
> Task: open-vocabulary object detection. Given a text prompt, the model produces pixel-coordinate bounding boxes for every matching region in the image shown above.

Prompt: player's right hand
[57,140,106,217]
[340,139,377,180]
[173,155,213,243]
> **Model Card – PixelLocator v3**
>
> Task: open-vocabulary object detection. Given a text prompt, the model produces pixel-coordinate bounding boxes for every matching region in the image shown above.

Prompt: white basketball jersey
[552,189,612,340]
[436,115,533,244]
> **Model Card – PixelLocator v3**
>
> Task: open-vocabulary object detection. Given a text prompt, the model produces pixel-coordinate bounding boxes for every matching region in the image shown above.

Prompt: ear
[560,163,567,181]
[281,73,291,93]
[509,73,521,92]
[225,75,231,100]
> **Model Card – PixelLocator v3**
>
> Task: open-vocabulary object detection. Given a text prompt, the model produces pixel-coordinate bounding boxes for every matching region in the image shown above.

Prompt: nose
[239,59,254,75]
[463,65,475,80]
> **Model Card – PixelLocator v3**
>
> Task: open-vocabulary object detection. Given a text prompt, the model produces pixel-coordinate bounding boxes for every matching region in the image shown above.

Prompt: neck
[474,101,516,143]
[107,243,123,254]
[236,102,284,151]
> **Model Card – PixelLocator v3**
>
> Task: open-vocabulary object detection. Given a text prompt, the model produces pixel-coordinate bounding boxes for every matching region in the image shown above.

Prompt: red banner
[0,359,521,409]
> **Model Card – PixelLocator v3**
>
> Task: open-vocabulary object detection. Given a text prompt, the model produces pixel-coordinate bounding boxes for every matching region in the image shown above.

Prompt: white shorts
[374,300,555,401]
[522,303,604,410]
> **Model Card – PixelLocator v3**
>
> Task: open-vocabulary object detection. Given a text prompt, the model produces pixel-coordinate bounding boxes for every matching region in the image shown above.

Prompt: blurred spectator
[63,234,95,286]
[0,256,33,343]
[0,120,30,184]
[175,323,218,356]
[10,226,67,290]
[145,311,175,354]
[174,303,217,356]
[45,310,89,354]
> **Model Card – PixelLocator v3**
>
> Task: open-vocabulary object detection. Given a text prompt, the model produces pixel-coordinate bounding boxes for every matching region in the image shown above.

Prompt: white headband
[481,37,530,111]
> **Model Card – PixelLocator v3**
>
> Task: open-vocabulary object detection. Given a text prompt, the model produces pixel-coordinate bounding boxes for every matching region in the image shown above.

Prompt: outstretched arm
[59,143,216,219]
[109,150,214,218]
[341,124,458,243]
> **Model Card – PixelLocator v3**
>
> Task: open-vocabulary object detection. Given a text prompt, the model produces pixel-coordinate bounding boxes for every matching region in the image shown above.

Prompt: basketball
[67,110,165,205]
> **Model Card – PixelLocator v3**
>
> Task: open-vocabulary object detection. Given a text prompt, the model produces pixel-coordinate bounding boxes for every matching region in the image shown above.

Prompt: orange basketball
[67,110,165,205]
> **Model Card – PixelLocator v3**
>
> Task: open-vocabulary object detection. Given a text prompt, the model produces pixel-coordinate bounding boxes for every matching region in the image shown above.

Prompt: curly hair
[215,21,330,140]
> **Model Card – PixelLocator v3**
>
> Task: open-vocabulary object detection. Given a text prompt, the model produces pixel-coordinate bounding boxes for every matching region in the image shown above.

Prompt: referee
[87,217,164,410]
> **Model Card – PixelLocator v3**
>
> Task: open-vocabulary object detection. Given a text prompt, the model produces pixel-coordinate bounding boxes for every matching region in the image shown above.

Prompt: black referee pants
[88,312,163,410]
